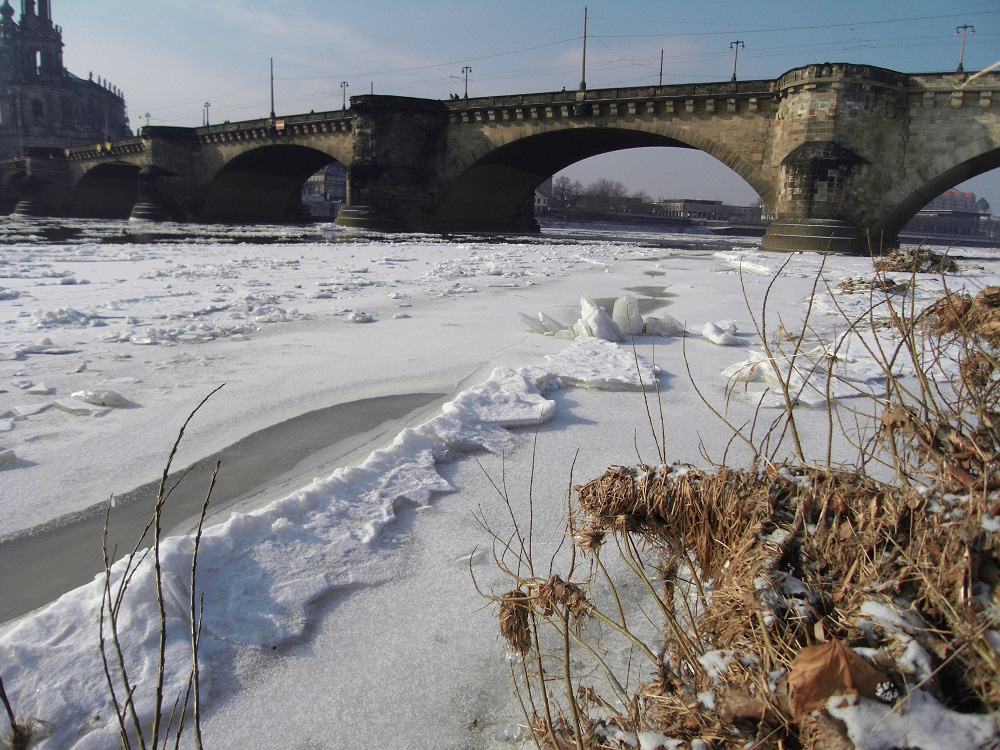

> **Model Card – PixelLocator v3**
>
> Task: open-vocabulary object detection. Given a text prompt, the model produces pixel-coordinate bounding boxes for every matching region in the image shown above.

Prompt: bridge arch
[0,168,26,213]
[429,124,771,232]
[878,147,1000,240]
[74,162,140,219]
[200,144,343,223]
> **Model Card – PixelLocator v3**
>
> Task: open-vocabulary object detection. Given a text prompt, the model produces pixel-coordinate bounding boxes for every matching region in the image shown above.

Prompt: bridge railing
[192,110,353,136]
[65,136,145,160]
[446,79,776,111]
[0,155,27,170]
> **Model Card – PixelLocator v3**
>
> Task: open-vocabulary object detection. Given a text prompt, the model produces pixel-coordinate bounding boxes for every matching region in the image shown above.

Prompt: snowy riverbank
[1,220,997,748]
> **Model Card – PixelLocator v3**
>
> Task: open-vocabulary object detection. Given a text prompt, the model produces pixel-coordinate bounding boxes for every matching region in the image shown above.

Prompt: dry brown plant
[483,247,1000,749]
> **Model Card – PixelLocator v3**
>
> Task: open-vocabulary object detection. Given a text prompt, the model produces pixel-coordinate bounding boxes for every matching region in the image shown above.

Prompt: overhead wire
[133,10,1000,123]
[588,9,1000,39]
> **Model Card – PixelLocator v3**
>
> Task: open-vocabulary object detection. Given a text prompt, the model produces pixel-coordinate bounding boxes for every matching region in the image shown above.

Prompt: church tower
[0,0,129,159]
[15,0,63,79]
[0,2,18,133]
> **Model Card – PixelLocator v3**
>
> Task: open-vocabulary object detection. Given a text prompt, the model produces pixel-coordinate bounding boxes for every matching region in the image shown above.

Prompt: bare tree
[552,176,573,208]
[581,178,629,214]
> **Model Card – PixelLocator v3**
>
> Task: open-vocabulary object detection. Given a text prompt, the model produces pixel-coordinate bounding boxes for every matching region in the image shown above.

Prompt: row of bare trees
[550,176,653,216]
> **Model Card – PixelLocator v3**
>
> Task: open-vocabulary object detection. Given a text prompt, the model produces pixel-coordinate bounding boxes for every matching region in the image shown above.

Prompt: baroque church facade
[0,0,130,160]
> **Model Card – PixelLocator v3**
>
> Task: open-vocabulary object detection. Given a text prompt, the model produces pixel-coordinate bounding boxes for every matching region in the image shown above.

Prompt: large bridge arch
[429,121,772,233]
[73,162,140,219]
[199,144,343,223]
[878,148,1000,240]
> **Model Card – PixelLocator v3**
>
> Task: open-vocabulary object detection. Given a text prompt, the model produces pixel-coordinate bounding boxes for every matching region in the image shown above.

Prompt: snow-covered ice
[0,218,996,749]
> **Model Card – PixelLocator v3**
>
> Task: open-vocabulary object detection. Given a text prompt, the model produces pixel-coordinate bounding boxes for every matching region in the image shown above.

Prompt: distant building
[0,0,130,160]
[920,189,988,215]
[301,162,347,218]
[303,162,347,201]
[655,198,726,220]
[905,188,994,240]
[534,176,552,213]
[654,198,767,224]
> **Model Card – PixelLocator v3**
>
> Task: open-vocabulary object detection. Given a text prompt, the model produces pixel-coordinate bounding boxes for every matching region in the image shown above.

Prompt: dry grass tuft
[925,285,1000,345]
[0,676,38,750]
[499,590,533,655]
[575,465,774,577]
[2,724,32,750]
[535,576,592,626]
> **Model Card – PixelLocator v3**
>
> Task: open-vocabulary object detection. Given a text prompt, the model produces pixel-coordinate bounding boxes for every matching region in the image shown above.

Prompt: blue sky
[50,1,1000,206]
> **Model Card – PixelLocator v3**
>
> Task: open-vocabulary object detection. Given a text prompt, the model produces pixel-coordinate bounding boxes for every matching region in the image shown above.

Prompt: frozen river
[2,217,994,749]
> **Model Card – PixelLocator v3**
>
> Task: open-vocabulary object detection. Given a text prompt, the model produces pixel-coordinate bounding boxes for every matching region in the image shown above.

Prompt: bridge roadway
[2,62,999,254]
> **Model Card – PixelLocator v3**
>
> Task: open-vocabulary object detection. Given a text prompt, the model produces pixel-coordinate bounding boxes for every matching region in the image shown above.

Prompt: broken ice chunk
[70,389,127,407]
[516,312,548,334]
[54,400,110,417]
[701,321,739,346]
[13,402,52,417]
[345,311,375,324]
[612,295,643,336]
[643,314,686,337]
[580,295,625,342]
[536,312,565,333]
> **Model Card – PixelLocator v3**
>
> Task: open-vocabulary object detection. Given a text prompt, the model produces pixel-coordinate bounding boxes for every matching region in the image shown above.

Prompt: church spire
[37,0,47,20]
[20,0,34,17]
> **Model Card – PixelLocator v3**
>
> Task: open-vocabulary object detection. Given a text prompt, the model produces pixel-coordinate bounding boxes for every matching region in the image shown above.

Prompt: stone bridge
[1,62,998,253]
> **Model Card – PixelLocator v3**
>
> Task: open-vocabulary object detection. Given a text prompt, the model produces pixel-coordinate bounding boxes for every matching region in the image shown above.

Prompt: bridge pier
[334,205,405,231]
[759,67,912,254]
[760,219,867,254]
[334,96,451,233]
[4,150,74,217]
[11,174,50,218]
[128,164,177,222]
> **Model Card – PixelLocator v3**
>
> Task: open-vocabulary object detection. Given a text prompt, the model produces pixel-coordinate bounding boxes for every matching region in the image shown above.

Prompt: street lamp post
[461,66,471,99]
[341,81,349,111]
[729,40,744,83]
[144,112,150,128]
[956,25,975,73]
[270,57,276,118]
[203,101,210,127]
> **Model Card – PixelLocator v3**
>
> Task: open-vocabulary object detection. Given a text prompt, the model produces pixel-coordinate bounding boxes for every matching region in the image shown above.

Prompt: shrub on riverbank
[489,253,1000,749]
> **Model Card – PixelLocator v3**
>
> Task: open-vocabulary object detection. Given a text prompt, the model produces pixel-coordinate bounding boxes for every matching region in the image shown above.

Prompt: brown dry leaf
[788,639,885,718]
